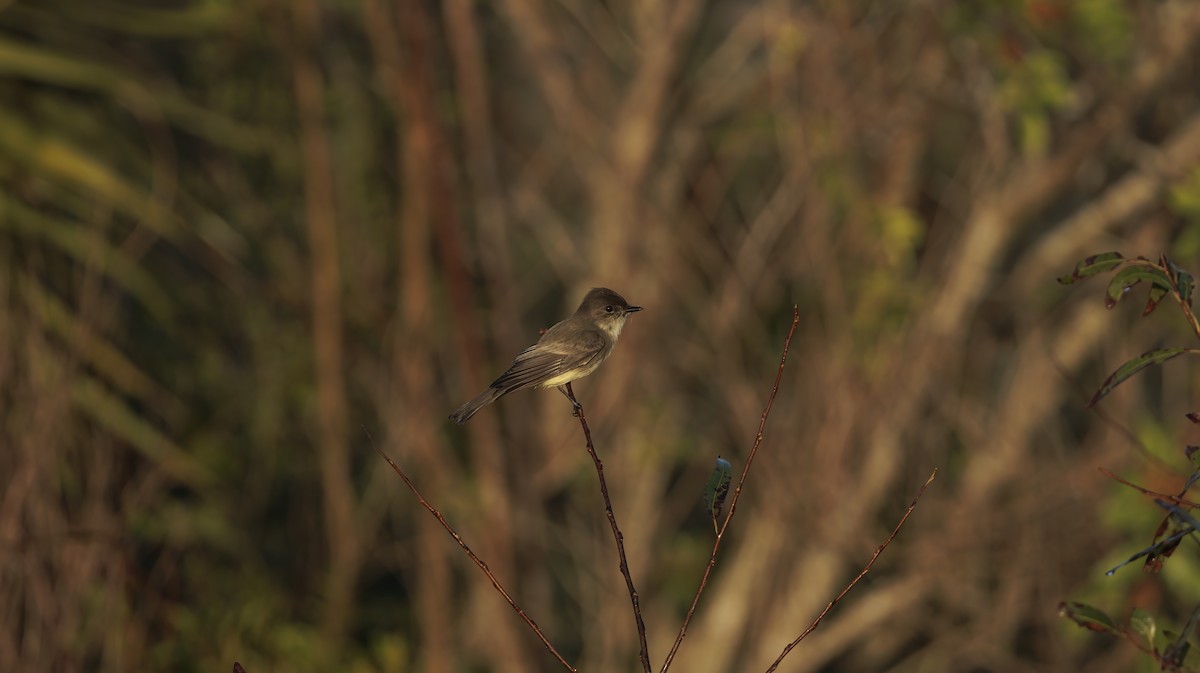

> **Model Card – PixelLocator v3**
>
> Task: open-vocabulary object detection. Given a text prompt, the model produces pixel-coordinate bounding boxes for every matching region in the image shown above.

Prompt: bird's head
[577,287,642,338]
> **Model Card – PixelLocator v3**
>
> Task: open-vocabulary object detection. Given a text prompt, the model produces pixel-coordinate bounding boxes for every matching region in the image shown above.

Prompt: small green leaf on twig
[1088,348,1199,407]
[1130,608,1157,652]
[1144,283,1169,316]
[1057,252,1125,285]
[703,457,733,533]
[1059,602,1120,634]
[1179,272,1194,307]
[1165,256,1195,307]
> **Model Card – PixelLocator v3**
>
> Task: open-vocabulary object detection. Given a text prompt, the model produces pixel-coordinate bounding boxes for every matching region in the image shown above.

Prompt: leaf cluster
[1059,252,1200,670]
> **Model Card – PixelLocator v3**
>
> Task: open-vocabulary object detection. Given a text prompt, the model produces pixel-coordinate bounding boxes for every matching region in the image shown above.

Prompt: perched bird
[449,287,642,423]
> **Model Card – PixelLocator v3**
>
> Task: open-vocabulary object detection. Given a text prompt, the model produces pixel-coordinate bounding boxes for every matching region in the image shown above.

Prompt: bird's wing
[489,330,607,392]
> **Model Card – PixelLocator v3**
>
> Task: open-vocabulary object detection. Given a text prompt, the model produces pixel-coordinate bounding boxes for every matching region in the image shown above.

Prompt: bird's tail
[449,387,503,424]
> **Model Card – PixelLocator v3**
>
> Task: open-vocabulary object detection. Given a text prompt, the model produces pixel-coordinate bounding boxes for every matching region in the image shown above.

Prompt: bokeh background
[7,0,1200,671]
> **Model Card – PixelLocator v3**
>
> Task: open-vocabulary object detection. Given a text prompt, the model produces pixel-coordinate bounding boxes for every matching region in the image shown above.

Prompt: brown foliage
[5,0,1200,671]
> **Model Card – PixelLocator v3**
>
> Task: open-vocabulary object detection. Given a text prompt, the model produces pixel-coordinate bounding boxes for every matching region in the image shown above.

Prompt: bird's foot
[557,384,582,416]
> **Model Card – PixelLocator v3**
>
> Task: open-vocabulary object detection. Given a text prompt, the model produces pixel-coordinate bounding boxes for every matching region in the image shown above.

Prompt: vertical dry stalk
[367,0,467,667]
[288,0,358,643]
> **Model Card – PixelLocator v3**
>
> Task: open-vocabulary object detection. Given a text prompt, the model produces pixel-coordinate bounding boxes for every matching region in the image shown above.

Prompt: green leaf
[1057,252,1125,285]
[703,457,733,529]
[1088,348,1200,407]
[1105,263,1172,309]
[1180,272,1195,307]
[1059,601,1119,634]
[1170,260,1195,307]
[1144,283,1169,316]
[1130,608,1156,650]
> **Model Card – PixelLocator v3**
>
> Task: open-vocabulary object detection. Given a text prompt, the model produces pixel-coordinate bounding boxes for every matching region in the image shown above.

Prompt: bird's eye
[605,305,614,313]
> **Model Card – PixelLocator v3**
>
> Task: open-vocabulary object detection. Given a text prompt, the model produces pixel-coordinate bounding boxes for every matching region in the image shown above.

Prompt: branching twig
[762,468,939,673]
[660,305,801,673]
[369,433,576,672]
[563,382,652,673]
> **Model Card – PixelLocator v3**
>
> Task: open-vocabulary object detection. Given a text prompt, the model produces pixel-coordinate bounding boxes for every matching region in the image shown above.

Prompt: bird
[449,287,642,423]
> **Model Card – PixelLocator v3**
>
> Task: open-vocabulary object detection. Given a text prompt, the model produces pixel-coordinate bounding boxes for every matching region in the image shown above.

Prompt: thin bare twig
[563,382,652,673]
[660,305,801,673]
[1098,467,1200,508]
[368,432,576,672]
[763,469,939,673]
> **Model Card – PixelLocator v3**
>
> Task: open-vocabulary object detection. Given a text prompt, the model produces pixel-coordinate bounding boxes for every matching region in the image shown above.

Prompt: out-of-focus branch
[613,0,703,190]
[288,0,357,644]
[442,0,514,301]
[499,0,601,156]
[363,0,467,668]
[432,3,530,667]
[843,0,1200,548]
[1013,112,1200,294]
[933,3,1200,336]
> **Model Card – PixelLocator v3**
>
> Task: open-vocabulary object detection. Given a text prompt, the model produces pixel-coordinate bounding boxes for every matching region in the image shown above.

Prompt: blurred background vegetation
[6,0,1200,671]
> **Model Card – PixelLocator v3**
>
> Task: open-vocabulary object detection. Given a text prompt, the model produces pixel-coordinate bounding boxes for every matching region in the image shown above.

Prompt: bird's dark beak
[626,305,643,313]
